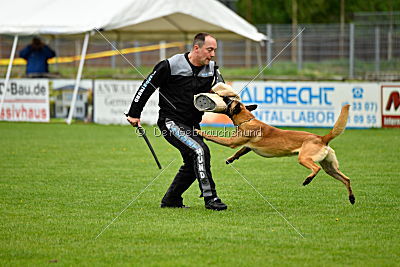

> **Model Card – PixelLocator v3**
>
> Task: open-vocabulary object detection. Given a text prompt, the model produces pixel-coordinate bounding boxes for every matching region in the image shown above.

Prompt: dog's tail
[322,104,350,144]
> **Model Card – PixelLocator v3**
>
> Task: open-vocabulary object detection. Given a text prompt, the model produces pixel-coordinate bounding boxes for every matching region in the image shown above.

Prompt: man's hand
[127,116,141,127]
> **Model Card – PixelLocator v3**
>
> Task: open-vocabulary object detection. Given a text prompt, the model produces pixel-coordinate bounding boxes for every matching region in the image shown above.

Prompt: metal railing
[1,22,399,80]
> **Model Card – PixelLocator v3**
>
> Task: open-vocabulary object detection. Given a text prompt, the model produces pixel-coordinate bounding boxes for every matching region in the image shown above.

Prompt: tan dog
[196,98,355,204]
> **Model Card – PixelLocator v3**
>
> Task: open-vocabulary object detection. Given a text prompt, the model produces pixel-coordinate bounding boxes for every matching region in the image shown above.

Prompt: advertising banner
[52,79,92,90]
[52,79,92,119]
[0,79,49,122]
[94,80,159,125]
[381,84,400,128]
[202,81,382,128]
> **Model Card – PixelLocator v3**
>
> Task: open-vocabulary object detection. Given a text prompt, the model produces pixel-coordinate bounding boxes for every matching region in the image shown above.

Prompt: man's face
[194,36,217,66]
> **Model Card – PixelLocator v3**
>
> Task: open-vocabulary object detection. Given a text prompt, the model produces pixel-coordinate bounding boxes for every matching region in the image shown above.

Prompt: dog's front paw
[226,157,235,164]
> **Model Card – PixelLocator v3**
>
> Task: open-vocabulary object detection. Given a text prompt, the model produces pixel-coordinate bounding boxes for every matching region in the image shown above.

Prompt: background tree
[235,0,399,24]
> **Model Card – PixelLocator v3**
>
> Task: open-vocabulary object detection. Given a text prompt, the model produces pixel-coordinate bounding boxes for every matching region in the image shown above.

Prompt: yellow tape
[0,41,184,66]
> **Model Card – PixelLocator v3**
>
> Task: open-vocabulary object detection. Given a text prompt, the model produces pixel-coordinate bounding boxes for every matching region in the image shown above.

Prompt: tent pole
[159,40,166,61]
[256,42,263,78]
[66,32,89,125]
[0,35,18,118]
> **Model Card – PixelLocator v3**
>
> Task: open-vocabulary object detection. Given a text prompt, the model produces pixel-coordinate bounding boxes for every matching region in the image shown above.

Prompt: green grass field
[1,122,399,266]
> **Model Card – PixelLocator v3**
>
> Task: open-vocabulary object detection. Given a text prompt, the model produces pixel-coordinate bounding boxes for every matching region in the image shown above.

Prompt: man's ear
[245,104,258,111]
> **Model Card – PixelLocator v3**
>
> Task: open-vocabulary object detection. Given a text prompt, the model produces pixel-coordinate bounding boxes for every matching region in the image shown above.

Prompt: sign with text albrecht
[94,80,159,125]
[231,81,382,128]
[381,84,400,128]
[0,79,49,122]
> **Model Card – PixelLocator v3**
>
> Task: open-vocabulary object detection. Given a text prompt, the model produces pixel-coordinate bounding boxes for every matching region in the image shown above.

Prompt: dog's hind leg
[298,141,325,186]
[298,157,321,186]
[226,147,251,164]
[319,148,355,204]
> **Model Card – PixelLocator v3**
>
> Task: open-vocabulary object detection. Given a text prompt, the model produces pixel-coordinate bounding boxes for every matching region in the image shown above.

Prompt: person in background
[19,37,56,78]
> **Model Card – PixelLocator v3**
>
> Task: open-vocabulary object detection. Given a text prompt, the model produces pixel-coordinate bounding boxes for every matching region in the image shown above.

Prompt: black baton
[124,113,162,169]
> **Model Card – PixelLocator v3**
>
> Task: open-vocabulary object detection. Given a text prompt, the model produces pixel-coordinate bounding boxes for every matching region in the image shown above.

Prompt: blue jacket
[19,45,56,74]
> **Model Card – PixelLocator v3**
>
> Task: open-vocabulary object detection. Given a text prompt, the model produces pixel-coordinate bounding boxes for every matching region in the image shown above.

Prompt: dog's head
[222,96,258,118]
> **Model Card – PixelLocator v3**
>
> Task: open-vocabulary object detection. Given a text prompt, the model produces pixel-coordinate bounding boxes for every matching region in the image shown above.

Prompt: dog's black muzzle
[222,96,233,116]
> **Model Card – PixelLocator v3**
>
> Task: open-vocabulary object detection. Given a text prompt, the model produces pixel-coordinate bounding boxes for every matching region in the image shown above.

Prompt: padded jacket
[128,52,224,126]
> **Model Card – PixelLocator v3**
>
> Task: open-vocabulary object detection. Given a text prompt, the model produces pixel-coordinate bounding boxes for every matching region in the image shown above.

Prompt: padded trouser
[157,118,217,205]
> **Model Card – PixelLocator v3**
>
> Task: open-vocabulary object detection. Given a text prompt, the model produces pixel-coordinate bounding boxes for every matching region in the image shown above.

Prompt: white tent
[0,0,267,123]
[0,0,266,41]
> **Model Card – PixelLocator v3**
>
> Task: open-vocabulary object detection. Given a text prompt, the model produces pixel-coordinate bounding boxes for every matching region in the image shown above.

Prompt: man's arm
[126,60,168,127]
[210,65,239,98]
[19,45,32,59]
[43,45,56,59]
[212,65,225,87]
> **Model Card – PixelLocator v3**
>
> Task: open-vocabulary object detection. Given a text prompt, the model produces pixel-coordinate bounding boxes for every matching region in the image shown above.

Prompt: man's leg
[160,153,196,207]
[159,118,227,210]
[189,130,227,211]
[158,119,198,207]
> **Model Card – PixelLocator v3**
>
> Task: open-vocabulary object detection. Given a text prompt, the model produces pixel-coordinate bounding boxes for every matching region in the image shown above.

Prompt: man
[127,33,227,211]
[19,37,56,77]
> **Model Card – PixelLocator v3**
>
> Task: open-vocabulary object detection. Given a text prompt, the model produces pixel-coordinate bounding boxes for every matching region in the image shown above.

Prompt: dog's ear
[232,103,242,115]
[245,104,258,111]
